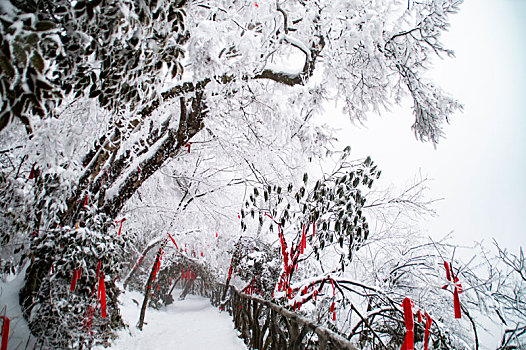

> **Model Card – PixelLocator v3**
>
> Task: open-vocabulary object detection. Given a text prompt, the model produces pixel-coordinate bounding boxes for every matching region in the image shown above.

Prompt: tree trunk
[137,241,166,330]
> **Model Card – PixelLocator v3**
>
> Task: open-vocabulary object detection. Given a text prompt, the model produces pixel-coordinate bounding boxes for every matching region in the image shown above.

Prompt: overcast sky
[335,0,525,252]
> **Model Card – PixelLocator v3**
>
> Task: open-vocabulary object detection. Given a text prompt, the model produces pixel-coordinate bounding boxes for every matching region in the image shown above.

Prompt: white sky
[333,0,526,252]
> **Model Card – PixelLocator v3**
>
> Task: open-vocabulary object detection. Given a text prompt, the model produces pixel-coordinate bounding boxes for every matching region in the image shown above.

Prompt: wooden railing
[185,280,358,350]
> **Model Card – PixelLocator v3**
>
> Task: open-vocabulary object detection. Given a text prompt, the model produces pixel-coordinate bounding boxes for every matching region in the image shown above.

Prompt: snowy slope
[98,289,247,350]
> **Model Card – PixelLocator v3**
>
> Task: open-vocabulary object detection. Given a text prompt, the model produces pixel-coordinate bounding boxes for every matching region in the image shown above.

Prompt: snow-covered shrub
[230,236,281,298]
[20,227,125,348]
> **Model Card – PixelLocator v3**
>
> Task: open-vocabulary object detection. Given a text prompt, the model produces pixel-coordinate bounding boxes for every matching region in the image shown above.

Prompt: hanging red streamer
[83,306,95,335]
[442,261,462,319]
[400,297,414,350]
[453,287,461,318]
[417,309,423,323]
[227,259,233,280]
[98,272,107,318]
[0,316,10,350]
[70,268,79,291]
[83,194,89,207]
[28,164,36,180]
[167,232,178,249]
[115,218,126,236]
[185,143,191,153]
[443,261,452,281]
[424,312,432,350]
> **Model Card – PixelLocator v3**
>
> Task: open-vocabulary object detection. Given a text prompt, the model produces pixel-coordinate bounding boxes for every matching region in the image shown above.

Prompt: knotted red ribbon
[417,309,423,323]
[424,312,432,350]
[400,297,414,350]
[185,143,192,153]
[442,261,462,318]
[115,218,126,236]
[0,316,10,350]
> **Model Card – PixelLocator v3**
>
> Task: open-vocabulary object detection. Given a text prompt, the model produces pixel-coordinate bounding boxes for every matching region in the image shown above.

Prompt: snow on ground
[0,264,38,350]
[98,289,247,350]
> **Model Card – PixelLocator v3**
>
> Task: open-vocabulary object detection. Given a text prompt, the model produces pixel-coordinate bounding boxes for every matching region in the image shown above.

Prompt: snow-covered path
[99,289,247,350]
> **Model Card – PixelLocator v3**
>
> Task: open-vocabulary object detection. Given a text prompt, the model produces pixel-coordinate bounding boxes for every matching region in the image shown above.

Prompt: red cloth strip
[312,220,315,237]
[454,287,461,319]
[443,261,452,281]
[401,297,414,350]
[301,225,306,254]
[167,232,178,249]
[228,260,233,280]
[96,260,101,279]
[99,272,107,318]
[28,164,36,180]
[417,309,423,323]
[0,316,10,350]
[115,218,126,236]
[70,269,78,291]
[424,313,432,350]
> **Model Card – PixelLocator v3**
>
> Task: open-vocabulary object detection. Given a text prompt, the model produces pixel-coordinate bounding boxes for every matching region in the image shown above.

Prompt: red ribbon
[70,268,81,291]
[167,232,178,249]
[301,224,306,254]
[152,249,164,282]
[0,316,10,350]
[28,164,36,180]
[115,218,126,236]
[83,194,89,207]
[400,297,414,350]
[442,261,462,319]
[185,143,191,153]
[443,261,452,281]
[453,287,461,318]
[98,272,107,318]
[424,312,432,350]
[83,306,95,335]
[417,309,422,323]
[228,259,233,280]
